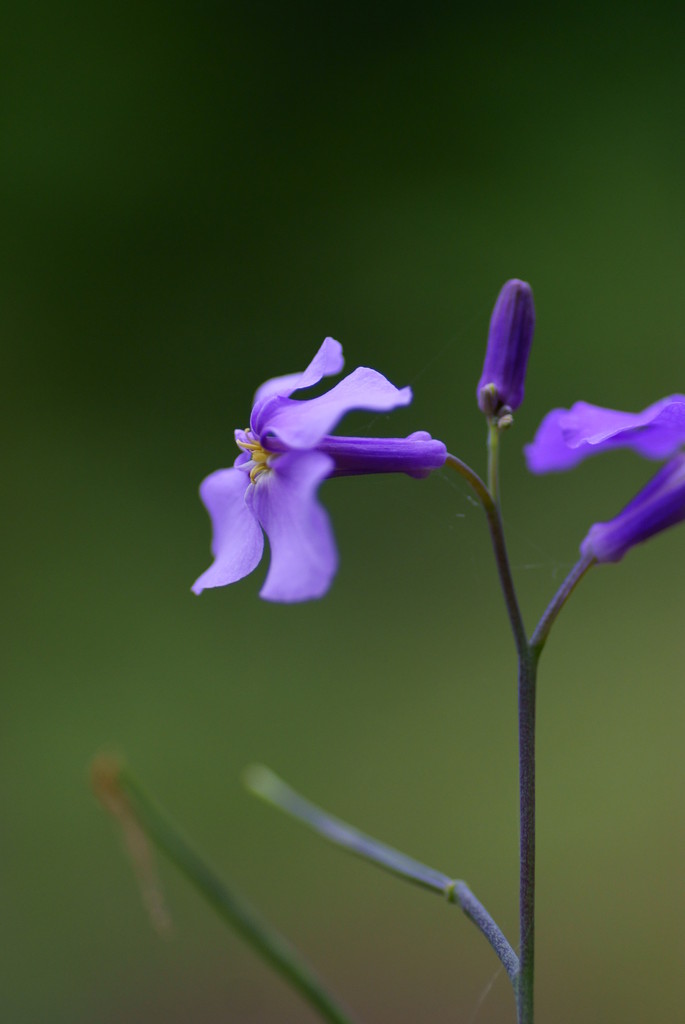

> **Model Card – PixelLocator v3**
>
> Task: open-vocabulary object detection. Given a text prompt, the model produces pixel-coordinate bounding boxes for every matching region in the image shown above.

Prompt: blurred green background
[4,2,685,1021]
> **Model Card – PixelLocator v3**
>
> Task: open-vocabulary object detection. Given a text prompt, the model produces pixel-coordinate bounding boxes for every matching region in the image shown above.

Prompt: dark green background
[4,2,685,1021]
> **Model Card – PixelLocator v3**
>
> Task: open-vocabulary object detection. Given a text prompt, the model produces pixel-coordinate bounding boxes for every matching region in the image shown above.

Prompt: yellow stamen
[249,463,270,483]
[236,428,262,453]
[236,430,274,484]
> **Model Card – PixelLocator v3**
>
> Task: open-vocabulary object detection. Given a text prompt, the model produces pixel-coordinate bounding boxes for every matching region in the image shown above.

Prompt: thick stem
[446,452,595,1024]
[514,555,595,1022]
[517,649,537,1024]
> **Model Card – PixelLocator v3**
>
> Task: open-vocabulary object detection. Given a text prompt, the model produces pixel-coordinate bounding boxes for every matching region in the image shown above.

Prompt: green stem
[487,419,501,506]
[516,648,537,1024]
[516,555,594,1021]
[445,449,596,1024]
[444,453,527,654]
[446,452,536,1022]
[529,555,595,657]
[93,758,360,1024]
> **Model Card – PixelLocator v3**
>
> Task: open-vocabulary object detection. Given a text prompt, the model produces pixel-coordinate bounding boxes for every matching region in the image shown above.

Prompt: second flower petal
[248,451,338,603]
[253,366,413,449]
[525,395,685,474]
[192,468,265,594]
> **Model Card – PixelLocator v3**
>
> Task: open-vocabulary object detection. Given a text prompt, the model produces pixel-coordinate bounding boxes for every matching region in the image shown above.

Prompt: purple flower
[193,337,446,603]
[525,392,685,563]
[581,454,685,563]
[477,280,535,417]
[525,395,685,473]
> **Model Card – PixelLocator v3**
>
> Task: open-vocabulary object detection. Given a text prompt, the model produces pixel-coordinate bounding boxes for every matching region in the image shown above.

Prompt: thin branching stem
[444,454,527,655]
[530,554,596,657]
[246,765,519,984]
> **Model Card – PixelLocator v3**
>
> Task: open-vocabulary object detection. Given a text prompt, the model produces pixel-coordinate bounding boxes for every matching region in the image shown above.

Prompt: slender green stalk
[529,554,595,656]
[487,419,501,506]
[246,765,519,984]
[443,451,491,506]
[444,453,527,654]
[92,757,360,1024]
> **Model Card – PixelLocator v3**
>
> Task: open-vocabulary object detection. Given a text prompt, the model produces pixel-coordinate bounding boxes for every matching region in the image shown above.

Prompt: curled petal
[252,337,344,407]
[192,469,264,593]
[248,451,337,602]
[253,366,412,449]
[525,395,685,474]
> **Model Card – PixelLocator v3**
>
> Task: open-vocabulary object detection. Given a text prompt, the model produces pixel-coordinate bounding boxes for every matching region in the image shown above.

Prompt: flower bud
[580,454,685,563]
[477,279,535,416]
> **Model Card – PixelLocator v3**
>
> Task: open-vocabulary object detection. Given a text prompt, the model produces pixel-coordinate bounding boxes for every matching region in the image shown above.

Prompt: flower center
[236,429,273,483]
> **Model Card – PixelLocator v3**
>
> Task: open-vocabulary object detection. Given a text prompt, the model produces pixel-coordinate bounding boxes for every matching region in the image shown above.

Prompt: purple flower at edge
[525,395,685,473]
[525,393,685,563]
[580,453,685,563]
[193,337,446,603]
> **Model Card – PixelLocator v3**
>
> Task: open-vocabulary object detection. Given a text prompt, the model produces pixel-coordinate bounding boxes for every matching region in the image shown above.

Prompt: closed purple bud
[477,279,535,416]
[580,454,685,563]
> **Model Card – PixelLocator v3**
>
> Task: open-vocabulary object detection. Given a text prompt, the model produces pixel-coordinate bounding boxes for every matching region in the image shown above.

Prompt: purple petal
[580,453,685,562]
[253,366,413,449]
[252,337,344,406]
[248,451,337,602]
[524,409,590,472]
[192,468,264,594]
[525,395,685,474]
